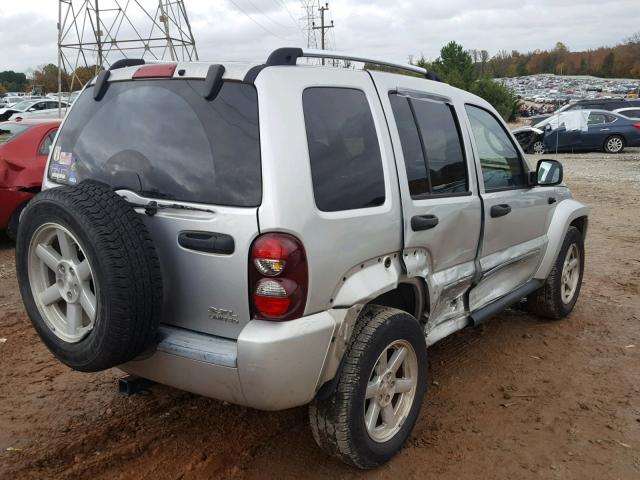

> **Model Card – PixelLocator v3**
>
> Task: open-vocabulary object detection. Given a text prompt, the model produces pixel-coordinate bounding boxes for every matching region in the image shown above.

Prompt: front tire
[527,226,584,319]
[309,305,427,469]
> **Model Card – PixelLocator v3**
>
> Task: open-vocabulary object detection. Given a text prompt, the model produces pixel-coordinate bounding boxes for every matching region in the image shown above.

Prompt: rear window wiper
[125,199,215,217]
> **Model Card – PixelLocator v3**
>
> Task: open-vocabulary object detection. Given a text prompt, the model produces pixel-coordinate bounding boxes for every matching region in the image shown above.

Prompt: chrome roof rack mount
[265,47,444,82]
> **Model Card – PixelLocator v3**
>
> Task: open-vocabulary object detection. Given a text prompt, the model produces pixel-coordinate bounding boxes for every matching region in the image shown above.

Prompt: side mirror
[534,159,563,186]
[27,107,36,112]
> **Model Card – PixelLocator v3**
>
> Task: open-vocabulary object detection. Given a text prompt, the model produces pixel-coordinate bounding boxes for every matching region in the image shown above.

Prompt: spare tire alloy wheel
[28,223,97,343]
[16,182,163,372]
[365,340,418,443]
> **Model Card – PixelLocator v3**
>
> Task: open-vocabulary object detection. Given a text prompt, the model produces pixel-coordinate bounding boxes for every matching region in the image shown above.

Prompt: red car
[0,119,61,239]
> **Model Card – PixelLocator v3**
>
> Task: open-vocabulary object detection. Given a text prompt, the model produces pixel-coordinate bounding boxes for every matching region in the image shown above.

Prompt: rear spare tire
[16,181,163,372]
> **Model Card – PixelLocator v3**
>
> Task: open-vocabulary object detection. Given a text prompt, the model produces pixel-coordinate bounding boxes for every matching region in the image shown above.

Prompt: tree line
[0,64,98,95]
[468,33,640,79]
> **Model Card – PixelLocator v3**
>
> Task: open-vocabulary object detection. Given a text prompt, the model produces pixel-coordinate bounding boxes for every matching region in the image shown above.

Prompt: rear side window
[303,88,385,212]
[0,124,31,145]
[465,105,526,191]
[51,80,261,207]
[389,94,468,197]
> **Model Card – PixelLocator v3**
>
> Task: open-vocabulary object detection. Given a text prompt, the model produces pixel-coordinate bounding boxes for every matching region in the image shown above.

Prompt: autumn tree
[30,64,71,93]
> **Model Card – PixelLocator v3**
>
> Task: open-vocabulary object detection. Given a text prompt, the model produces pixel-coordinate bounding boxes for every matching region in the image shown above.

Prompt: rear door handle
[600,128,610,131]
[490,204,512,218]
[411,214,439,231]
[178,231,235,254]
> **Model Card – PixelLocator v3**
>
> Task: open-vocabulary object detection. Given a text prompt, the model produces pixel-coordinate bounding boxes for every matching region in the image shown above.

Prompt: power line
[227,0,291,41]
[243,0,294,31]
[272,0,304,36]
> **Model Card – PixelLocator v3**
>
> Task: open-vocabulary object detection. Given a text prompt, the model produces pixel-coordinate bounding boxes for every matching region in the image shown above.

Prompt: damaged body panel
[0,119,60,234]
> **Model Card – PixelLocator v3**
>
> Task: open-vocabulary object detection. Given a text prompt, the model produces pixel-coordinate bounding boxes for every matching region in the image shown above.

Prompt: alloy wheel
[560,243,580,304]
[606,137,623,153]
[27,223,98,343]
[364,339,418,443]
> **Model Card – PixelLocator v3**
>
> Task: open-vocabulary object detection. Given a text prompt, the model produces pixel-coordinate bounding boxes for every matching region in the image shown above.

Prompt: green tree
[470,78,521,122]
[0,70,28,92]
[432,41,475,89]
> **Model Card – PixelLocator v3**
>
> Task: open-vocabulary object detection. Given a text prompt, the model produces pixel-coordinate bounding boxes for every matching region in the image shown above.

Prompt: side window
[389,94,468,197]
[303,87,385,212]
[38,130,57,156]
[411,99,467,194]
[588,113,607,125]
[465,105,526,191]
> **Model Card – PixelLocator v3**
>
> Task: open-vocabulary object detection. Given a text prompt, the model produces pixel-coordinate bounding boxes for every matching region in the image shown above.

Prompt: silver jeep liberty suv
[16,48,588,468]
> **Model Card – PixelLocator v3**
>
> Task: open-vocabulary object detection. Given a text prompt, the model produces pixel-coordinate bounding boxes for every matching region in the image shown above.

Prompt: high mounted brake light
[132,64,177,79]
[249,233,308,321]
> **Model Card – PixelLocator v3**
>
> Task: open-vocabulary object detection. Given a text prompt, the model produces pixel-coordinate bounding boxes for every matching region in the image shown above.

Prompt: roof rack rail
[265,47,443,81]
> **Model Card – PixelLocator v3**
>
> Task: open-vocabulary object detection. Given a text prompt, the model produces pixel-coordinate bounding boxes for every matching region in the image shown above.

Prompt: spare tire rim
[561,243,580,304]
[364,339,418,443]
[28,223,98,343]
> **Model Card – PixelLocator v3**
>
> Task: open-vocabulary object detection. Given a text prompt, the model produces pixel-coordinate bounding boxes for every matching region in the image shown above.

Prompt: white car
[614,107,640,120]
[9,105,71,121]
[0,99,70,122]
[0,95,25,108]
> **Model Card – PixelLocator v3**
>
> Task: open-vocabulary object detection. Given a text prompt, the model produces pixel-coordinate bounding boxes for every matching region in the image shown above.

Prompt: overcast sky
[0,0,639,73]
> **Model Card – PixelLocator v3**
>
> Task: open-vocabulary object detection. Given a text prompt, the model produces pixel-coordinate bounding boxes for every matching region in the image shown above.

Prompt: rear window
[303,87,385,212]
[50,79,261,207]
[0,123,31,145]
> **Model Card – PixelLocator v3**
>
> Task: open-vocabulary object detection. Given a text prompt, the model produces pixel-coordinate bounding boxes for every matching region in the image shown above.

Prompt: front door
[464,104,555,311]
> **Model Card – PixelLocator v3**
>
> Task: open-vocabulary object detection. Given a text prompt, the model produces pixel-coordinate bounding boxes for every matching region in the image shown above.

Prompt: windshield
[0,123,32,145]
[50,79,262,207]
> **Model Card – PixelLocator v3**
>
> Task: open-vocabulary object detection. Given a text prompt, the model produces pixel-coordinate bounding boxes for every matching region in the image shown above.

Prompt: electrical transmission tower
[300,1,319,49]
[57,0,198,93]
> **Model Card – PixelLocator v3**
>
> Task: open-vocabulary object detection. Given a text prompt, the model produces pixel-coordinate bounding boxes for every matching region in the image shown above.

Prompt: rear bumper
[120,310,345,410]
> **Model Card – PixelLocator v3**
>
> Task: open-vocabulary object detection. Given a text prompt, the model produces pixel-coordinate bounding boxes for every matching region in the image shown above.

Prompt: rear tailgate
[46,76,262,339]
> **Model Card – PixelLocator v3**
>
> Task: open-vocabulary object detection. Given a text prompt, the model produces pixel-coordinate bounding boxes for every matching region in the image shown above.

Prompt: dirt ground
[1,150,639,480]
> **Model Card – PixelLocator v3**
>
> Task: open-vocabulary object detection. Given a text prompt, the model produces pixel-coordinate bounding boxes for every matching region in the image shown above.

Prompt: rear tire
[603,135,625,154]
[16,181,163,372]
[526,226,584,319]
[309,305,427,469]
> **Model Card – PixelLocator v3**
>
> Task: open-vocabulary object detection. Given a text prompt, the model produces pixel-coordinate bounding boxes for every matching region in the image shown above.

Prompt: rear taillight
[633,123,640,130]
[249,233,308,321]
